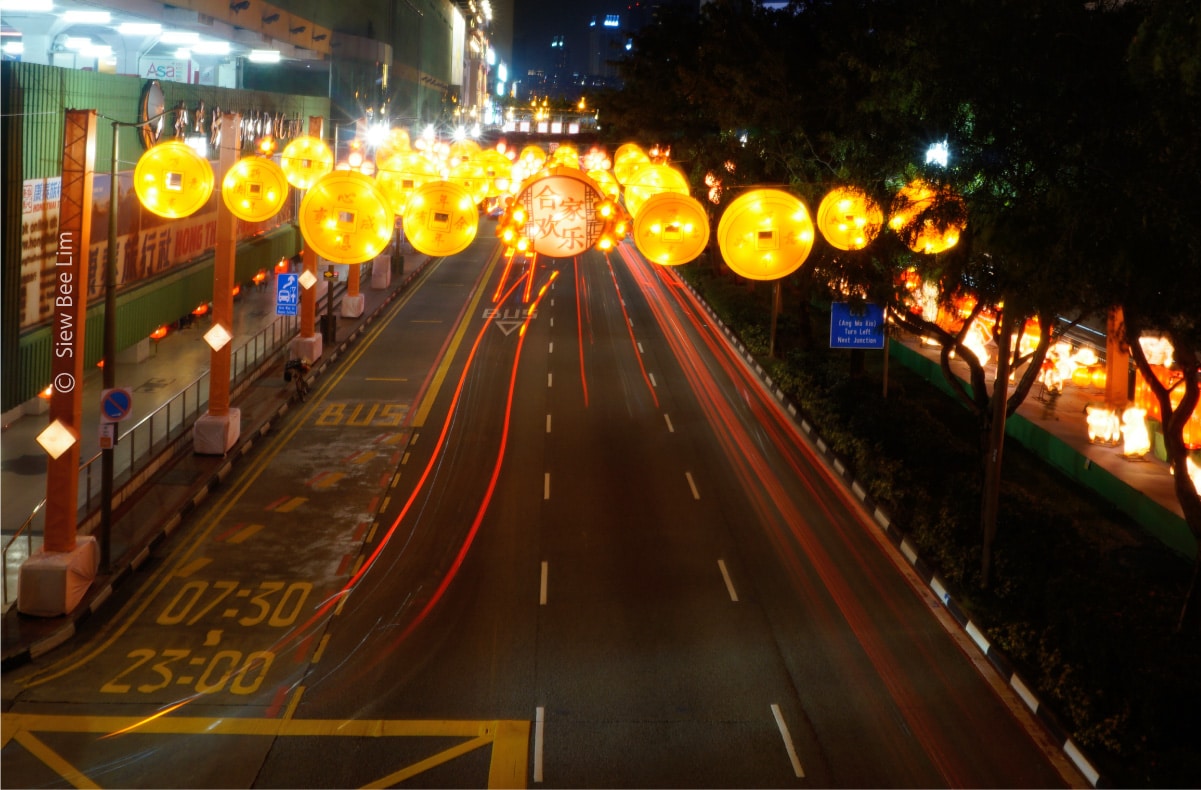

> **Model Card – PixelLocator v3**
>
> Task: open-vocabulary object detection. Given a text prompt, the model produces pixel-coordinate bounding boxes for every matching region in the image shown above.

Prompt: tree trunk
[979,311,1014,589]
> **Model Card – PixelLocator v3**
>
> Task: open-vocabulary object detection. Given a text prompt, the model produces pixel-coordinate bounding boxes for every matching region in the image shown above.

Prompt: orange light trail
[574,257,591,407]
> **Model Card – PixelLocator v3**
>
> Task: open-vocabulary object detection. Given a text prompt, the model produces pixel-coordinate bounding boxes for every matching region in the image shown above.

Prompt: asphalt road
[1,237,1084,788]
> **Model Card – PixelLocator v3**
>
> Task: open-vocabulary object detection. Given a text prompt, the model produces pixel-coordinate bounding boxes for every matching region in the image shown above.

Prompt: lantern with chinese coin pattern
[134,139,214,219]
[297,171,394,264]
[716,189,815,280]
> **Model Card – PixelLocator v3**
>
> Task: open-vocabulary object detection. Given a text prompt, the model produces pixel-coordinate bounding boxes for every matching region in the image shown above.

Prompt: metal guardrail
[3,312,301,608]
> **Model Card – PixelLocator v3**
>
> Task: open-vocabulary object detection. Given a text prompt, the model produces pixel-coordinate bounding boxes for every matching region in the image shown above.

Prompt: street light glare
[926,140,950,167]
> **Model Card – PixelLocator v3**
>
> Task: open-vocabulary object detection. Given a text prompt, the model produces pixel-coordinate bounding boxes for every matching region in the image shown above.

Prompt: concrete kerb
[2,256,434,672]
[672,274,1104,788]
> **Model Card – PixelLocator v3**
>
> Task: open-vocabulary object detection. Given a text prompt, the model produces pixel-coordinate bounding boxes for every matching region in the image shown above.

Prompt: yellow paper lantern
[477,149,515,198]
[403,179,480,257]
[816,186,883,251]
[133,139,214,219]
[221,155,290,222]
[549,144,579,169]
[512,167,611,258]
[298,171,395,264]
[448,138,482,165]
[375,151,442,215]
[888,179,965,254]
[716,188,815,280]
[280,135,334,190]
[587,168,621,200]
[375,128,412,162]
[622,162,690,219]
[613,143,650,185]
[448,159,490,205]
[633,192,710,266]
[518,144,548,169]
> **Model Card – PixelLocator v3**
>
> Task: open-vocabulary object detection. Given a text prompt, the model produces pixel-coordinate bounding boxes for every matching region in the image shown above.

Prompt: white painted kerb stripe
[771,703,805,778]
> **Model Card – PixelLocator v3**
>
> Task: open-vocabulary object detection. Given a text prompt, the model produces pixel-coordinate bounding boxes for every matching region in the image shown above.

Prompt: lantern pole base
[17,536,99,617]
[372,254,392,289]
[341,293,365,318]
[290,335,322,365]
[193,408,241,455]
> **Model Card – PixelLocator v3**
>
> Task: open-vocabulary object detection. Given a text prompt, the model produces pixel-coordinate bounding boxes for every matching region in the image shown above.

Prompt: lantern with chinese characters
[222,155,289,222]
[403,179,480,257]
[817,186,882,251]
[375,151,442,215]
[280,135,334,190]
[716,189,815,280]
[134,139,214,219]
[622,162,690,219]
[511,167,617,258]
[297,171,394,264]
[888,179,966,254]
[633,192,710,266]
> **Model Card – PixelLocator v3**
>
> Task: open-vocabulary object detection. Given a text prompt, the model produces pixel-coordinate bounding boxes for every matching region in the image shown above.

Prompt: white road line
[685,471,700,500]
[771,704,805,778]
[544,473,551,500]
[549,341,554,353]
[540,561,548,605]
[534,706,546,782]
[550,317,554,327]
[546,414,552,433]
[547,372,553,388]
[717,559,739,602]
[664,413,675,433]
[649,372,657,387]
[638,341,645,353]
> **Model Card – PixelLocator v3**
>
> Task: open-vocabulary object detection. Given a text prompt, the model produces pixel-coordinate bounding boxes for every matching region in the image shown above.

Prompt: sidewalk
[2,255,428,667]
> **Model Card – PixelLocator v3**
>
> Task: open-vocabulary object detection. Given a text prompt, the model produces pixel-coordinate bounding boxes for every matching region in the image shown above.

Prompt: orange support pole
[19,109,100,616]
[193,112,243,455]
[293,116,325,362]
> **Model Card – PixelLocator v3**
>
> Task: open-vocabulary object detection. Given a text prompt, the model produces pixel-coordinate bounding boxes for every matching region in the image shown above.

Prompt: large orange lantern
[632,192,710,266]
[297,171,395,264]
[375,128,412,162]
[518,144,548,169]
[817,186,883,251]
[549,144,579,169]
[716,188,815,280]
[280,135,334,190]
[375,151,442,215]
[622,162,690,219]
[403,179,480,257]
[222,155,289,222]
[477,149,514,198]
[512,167,614,258]
[447,138,482,166]
[888,179,965,254]
[134,139,214,219]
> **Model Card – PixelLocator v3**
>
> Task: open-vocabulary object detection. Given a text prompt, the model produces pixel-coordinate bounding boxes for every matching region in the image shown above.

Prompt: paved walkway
[1,256,1190,667]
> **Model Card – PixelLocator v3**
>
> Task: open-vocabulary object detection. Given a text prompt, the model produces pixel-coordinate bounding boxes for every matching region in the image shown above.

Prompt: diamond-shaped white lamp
[298,269,317,289]
[204,323,232,351]
[37,419,78,459]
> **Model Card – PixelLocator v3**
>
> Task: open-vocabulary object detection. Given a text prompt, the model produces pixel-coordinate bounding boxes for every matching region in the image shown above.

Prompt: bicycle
[284,358,312,402]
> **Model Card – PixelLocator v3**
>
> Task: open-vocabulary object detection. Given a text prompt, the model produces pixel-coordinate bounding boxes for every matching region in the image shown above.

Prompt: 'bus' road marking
[717,559,739,602]
[771,704,805,778]
[534,706,545,783]
[540,562,548,605]
[685,472,700,500]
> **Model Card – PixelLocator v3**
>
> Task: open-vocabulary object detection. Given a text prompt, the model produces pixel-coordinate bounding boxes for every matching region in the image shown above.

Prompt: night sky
[511,0,611,76]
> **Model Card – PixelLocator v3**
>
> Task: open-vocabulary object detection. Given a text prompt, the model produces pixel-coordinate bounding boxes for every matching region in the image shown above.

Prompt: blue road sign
[276,272,300,316]
[830,302,886,349]
[100,387,133,423]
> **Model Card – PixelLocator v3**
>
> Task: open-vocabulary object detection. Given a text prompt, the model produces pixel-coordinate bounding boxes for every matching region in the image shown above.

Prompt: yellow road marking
[311,472,344,490]
[274,496,308,512]
[11,730,98,790]
[174,558,211,578]
[225,523,264,545]
[350,451,376,465]
[4,713,528,788]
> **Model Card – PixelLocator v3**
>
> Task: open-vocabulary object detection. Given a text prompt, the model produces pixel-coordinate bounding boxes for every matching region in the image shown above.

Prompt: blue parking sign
[276,272,300,316]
